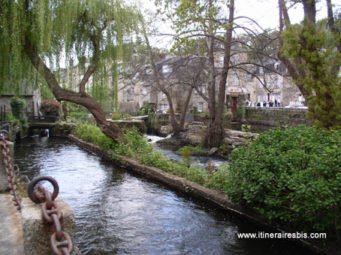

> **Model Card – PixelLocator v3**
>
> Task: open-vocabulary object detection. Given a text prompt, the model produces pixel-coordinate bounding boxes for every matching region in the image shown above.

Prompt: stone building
[117,51,303,115]
[0,84,41,116]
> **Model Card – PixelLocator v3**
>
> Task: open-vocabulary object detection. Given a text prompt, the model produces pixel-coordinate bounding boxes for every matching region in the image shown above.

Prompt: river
[14,137,313,255]
[146,135,225,168]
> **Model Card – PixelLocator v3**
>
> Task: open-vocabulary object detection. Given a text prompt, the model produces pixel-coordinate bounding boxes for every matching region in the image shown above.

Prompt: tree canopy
[279,0,341,129]
[0,0,139,141]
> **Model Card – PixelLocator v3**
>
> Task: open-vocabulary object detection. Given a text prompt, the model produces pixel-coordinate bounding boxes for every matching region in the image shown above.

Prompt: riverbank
[68,134,328,255]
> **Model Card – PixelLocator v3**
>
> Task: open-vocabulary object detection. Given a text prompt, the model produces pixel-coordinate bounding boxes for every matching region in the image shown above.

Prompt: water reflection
[15,137,313,255]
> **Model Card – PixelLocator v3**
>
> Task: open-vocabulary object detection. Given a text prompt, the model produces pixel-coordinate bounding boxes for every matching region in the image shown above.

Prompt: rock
[54,122,76,136]
[178,124,206,146]
[159,125,173,136]
[208,147,218,156]
[156,137,185,150]
[107,119,146,133]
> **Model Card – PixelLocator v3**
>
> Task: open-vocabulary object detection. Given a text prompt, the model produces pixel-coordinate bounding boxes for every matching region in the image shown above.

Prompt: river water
[146,135,225,168]
[15,137,313,255]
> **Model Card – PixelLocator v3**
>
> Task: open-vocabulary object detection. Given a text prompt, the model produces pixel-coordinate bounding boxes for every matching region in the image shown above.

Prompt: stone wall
[244,107,311,127]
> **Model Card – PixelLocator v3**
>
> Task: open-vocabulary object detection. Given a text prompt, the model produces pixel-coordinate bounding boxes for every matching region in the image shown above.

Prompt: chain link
[0,132,74,254]
[27,176,73,255]
[0,133,22,211]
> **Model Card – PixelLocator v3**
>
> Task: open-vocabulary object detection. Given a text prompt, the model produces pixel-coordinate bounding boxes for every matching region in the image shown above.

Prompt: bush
[139,103,156,115]
[207,163,230,191]
[67,103,89,123]
[226,126,341,236]
[10,97,25,119]
[73,124,116,151]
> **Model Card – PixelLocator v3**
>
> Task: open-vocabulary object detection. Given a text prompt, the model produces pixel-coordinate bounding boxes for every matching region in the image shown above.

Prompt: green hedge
[226,126,341,236]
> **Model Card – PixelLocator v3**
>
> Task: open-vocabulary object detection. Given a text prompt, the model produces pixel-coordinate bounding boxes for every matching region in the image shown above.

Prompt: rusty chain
[27,176,73,255]
[0,132,22,211]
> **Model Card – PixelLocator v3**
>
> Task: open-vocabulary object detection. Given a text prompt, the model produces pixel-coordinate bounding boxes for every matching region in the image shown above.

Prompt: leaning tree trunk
[24,37,123,142]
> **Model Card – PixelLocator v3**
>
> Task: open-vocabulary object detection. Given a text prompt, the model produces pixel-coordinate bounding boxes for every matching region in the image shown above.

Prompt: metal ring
[27,176,59,204]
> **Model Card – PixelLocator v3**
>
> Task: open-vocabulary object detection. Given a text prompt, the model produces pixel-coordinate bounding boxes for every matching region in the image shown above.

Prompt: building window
[162,65,172,74]
[197,102,204,112]
[159,103,169,113]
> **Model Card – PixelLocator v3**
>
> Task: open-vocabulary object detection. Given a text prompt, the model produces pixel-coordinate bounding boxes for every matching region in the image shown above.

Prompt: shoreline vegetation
[71,124,341,255]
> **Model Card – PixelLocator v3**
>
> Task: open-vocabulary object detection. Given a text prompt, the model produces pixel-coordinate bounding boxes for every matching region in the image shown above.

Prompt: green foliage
[66,103,89,124]
[0,0,139,109]
[207,163,230,191]
[139,103,156,115]
[73,124,232,189]
[111,113,132,120]
[73,124,116,151]
[226,126,341,236]
[179,146,192,167]
[6,113,20,127]
[178,145,201,155]
[281,21,341,129]
[241,124,251,132]
[10,97,25,119]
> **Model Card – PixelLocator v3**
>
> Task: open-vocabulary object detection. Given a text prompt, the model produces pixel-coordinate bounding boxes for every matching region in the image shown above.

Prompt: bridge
[28,115,58,136]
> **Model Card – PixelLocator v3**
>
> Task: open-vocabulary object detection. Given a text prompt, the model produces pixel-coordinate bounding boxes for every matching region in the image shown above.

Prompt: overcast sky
[133,0,340,48]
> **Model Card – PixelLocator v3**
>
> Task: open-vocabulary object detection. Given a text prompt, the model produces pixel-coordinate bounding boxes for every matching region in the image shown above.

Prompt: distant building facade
[0,84,41,116]
[117,52,303,115]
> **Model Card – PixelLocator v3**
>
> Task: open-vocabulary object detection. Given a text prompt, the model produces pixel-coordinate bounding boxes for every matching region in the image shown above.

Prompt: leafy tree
[156,0,235,147]
[0,0,139,141]
[278,0,341,129]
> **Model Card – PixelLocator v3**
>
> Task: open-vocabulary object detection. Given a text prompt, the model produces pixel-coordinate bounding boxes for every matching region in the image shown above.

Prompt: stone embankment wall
[243,107,311,127]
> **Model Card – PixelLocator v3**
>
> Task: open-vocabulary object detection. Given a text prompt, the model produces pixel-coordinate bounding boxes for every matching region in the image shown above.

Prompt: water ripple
[15,137,313,255]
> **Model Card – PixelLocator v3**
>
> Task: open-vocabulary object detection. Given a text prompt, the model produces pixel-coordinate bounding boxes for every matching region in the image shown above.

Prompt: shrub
[207,163,230,191]
[138,103,156,115]
[10,97,25,119]
[73,124,116,151]
[178,146,192,167]
[226,126,341,236]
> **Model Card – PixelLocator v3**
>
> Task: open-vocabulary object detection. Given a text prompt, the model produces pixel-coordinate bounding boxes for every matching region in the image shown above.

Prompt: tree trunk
[205,0,234,148]
[164,91,182,134]
[24,36,123,142]
[179,86,194,129]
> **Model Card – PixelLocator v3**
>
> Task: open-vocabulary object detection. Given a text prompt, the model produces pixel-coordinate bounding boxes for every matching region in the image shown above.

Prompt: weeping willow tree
[0,0,139,141]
